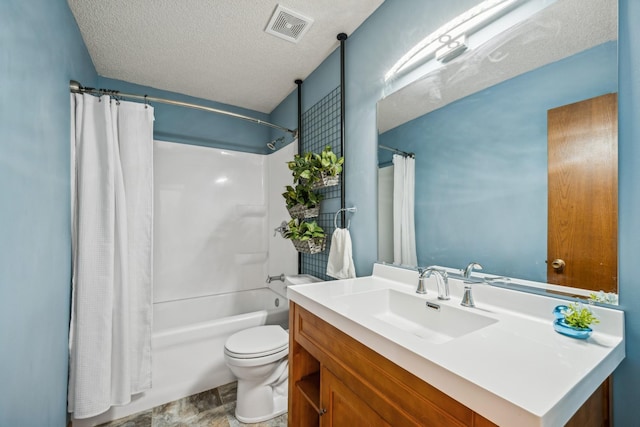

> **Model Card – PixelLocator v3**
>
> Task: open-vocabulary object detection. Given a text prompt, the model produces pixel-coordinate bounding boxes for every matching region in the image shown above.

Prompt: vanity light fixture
[384,0,525,81]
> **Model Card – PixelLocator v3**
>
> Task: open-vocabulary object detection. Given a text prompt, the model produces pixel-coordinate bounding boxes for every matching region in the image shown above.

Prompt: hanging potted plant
[311,145,344,189]
[287,152,316,184]
[283,219,327,254]
[287,146,344,189]
[282,184,324,219]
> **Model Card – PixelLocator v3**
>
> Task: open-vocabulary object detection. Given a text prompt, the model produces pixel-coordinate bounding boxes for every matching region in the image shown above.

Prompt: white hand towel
[326,228,356,279]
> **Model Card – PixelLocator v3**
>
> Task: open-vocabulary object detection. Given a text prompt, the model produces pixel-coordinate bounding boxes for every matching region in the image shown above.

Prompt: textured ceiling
[68,0,384,113]
[378,0,617,133]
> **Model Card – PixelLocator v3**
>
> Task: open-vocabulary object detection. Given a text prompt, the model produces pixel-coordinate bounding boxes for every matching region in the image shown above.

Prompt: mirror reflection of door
[547,93,618,293]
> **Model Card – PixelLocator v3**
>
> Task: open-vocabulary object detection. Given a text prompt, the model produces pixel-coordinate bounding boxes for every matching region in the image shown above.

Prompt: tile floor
[96,382,287,427]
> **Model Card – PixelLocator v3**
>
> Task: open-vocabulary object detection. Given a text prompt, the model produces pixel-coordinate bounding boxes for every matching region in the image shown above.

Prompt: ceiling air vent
[265,5,314,43]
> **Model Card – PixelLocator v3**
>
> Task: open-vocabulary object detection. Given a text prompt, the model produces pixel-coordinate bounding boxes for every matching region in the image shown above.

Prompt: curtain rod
[69,80,298,137]
[379,144,414,158]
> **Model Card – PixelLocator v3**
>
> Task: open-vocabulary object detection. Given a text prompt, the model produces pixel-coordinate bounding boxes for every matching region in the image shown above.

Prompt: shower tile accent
[94,382,286,427]
[300,85,343,281]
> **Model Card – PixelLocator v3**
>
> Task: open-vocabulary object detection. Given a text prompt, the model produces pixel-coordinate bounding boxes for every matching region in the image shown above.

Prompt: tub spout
[266,274,285,283]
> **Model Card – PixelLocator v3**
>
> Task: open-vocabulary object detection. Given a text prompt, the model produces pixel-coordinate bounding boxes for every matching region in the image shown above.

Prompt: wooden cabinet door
[320,366,391,427]
[547,93,618,293]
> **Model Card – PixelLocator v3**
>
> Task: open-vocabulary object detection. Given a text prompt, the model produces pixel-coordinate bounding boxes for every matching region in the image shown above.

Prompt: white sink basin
[287,264,626,426]
[335,289,498,344]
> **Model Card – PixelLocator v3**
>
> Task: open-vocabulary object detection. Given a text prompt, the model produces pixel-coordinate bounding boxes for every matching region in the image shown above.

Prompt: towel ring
[334,207,357,230]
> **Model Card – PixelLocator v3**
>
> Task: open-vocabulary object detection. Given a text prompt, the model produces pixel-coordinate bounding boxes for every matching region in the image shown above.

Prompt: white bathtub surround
[153,142,269,302]
[153,140,297,302]
[72,288,288,427]
[267,142,298,278]
[288,263,625,427]
[69,94,155,419]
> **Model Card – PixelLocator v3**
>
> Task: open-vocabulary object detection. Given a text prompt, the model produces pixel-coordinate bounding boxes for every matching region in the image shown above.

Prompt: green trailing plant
[287,152,316,183]
[283,219,326,241]
[562,302,600,329]
[315,145,344,177]
[287,145,344,184]
[282,184,324,209]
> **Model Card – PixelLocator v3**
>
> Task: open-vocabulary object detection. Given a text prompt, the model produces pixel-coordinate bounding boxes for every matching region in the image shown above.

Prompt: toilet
[224,274,321,422]
[224,324,290,423]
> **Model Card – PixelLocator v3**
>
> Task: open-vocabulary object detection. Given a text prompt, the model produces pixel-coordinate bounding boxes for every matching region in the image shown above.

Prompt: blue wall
[0,1,97,426]
[274,0,639,424]
[378,42,616,282]
[0,0,638,425]
[613,0,640,424]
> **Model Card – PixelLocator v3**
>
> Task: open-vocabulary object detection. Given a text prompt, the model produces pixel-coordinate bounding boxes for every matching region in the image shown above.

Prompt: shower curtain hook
[144,94,149,109]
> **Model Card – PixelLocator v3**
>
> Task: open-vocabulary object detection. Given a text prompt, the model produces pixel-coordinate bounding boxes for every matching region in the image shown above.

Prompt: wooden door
[547,93,618,293]
[320,366,391,427]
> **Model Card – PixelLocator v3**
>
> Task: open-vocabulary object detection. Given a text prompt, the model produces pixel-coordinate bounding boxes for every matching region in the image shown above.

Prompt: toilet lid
[224,325,288,359]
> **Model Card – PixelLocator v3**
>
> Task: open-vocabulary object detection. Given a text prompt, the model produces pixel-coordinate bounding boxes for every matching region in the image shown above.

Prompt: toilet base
[235,376,288,423]
[235,401,287,424]
[233,357,289,423]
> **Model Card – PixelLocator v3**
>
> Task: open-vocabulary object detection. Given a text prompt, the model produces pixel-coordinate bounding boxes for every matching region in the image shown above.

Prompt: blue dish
[553,305,569,320]
[553,318,592,339]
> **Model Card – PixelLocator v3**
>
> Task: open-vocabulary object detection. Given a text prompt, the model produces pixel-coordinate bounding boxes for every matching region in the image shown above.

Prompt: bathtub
[72,287,289,426]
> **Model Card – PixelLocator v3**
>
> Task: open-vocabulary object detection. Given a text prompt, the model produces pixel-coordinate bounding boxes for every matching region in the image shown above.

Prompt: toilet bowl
[224,325,290,423]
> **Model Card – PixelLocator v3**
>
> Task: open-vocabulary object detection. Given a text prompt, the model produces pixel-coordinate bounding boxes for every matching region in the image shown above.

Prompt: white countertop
[287,263,625,427]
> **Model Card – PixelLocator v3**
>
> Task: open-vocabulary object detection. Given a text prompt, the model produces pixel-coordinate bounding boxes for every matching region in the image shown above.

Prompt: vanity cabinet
[321,366,391,426]
[289,302,497,426]
[288,302,610,427]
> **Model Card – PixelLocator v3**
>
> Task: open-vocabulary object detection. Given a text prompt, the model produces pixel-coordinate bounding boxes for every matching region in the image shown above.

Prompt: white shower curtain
[392,154,417,266]
[68,93,154,419]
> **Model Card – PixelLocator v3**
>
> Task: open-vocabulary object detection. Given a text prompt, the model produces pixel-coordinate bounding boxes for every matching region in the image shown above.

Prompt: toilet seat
[224,325,289,359]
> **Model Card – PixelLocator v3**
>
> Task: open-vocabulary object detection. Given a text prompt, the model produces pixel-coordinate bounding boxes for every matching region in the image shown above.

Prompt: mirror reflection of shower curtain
[392,154,417,266]
[68,93,154,419]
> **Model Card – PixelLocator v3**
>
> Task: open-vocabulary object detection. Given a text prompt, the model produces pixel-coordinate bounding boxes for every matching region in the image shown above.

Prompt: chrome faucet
[460,262,483,308]
[266,273,285,283]
[462,262,483,279]
[416,267,450,300]
[273,221,288,237]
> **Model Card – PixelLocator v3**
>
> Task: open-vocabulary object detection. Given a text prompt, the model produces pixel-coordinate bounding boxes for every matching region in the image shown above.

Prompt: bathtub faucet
[266,274,285,283]
[273,221,288,237]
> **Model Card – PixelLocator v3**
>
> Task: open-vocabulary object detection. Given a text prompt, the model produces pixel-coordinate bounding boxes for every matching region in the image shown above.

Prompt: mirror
[377,0,618,304]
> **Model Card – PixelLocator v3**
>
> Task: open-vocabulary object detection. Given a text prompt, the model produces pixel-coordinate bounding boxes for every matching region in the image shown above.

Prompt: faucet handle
[416,267,428,294]
[461,285,475,308]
